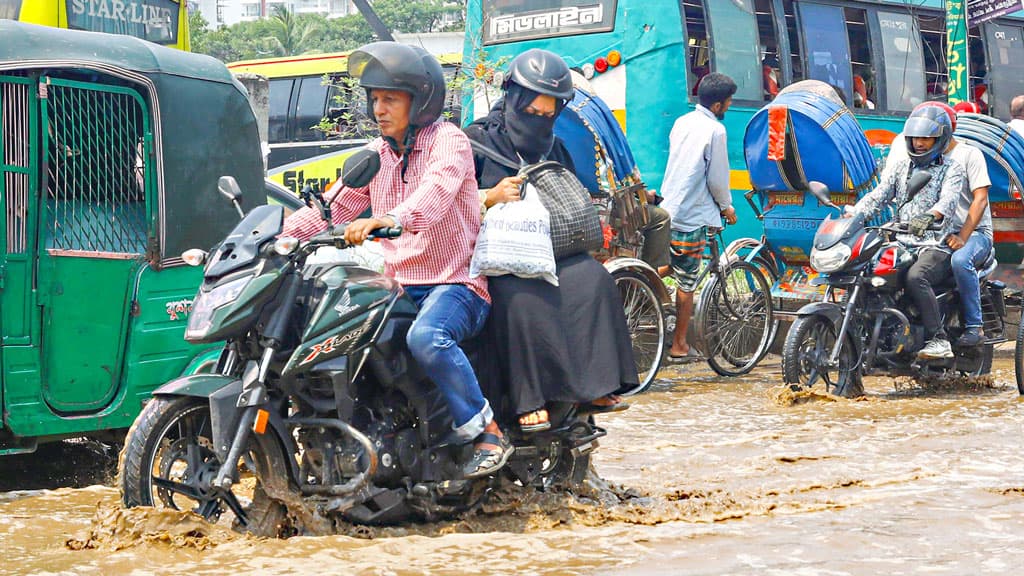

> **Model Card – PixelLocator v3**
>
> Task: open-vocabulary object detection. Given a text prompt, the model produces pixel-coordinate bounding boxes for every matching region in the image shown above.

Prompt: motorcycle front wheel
[119,396,290,537]
[782,314,863,398]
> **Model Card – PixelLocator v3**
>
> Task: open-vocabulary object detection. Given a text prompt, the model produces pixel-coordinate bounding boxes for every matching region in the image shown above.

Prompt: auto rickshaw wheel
[612,270,666,394]
[119,396,289,537]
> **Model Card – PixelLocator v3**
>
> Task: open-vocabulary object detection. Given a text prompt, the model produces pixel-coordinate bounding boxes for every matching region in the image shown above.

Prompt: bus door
[0,75,42,422]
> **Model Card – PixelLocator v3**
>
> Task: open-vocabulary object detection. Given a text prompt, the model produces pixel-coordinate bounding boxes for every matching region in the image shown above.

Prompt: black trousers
[905,248,952,340]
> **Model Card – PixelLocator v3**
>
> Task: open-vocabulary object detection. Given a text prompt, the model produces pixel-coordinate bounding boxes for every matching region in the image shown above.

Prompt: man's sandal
[578,394,629,415]
[462,432,514,479]
[518,408,551,433]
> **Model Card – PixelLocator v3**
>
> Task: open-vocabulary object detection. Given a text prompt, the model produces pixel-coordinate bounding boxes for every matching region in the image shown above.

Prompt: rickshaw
[0,21,266,454]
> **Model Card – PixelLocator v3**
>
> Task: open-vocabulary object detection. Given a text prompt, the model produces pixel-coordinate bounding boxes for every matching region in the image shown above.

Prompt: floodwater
[3,351,1024,575]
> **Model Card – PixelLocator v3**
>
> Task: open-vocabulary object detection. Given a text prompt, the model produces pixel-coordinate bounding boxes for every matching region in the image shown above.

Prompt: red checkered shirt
[282,121,489,303]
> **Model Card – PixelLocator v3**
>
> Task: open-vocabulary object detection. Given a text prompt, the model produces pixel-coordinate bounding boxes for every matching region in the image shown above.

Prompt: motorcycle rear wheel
[782,315,863,398]
[119,396,290,537]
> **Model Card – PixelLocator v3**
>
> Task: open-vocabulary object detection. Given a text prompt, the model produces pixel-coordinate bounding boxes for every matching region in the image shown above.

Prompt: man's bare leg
[670,288,695,357]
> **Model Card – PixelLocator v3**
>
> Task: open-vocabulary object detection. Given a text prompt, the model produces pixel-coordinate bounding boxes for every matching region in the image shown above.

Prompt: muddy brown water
[3,352,1024,575]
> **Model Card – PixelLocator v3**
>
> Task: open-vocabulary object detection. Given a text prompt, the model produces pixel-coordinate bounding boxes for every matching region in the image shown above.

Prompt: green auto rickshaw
[0,21,267,454]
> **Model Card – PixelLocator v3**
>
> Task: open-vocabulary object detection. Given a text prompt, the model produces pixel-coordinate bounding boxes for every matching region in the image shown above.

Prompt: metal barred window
[1,78,30,254]
[41,77,151,256]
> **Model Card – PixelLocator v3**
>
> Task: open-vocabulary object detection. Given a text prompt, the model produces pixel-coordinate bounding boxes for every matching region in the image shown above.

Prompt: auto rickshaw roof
[0,21,235,84]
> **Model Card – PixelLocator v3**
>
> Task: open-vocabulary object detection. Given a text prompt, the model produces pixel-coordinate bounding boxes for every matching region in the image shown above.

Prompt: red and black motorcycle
[781,178,1006,397]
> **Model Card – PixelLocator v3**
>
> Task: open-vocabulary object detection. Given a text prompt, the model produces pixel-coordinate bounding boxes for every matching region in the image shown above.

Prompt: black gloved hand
[909,212,936,238]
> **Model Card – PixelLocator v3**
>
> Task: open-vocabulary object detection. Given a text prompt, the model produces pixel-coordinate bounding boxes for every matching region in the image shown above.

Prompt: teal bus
[463,1,1024,278]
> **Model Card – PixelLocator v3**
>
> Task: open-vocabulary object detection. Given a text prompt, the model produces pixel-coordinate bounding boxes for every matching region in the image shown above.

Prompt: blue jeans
[951,232,993,329]
[404,284,492,442]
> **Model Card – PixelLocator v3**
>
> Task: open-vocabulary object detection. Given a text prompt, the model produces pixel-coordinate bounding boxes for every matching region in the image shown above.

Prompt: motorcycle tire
[782,314,864,398]
[119,396,289,537]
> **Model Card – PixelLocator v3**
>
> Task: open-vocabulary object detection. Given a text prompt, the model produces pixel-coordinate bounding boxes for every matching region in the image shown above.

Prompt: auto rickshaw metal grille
[41,78,150,256]
[1,79,30,254]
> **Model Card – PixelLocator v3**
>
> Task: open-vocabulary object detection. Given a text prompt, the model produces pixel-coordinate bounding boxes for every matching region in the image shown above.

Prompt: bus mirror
[342,149,381,189]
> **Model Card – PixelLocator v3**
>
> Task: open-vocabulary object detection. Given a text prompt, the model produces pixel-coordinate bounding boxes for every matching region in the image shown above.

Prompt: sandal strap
[475,432,504,447]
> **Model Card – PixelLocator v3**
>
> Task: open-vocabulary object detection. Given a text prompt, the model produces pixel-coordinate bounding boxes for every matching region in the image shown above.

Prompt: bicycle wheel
[1015,319,1024,395]
[697,260,774,376]
[613,270,666,394]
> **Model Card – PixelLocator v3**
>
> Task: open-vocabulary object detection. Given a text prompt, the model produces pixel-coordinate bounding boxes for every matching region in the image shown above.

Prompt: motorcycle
[118,151,605,534]
[781,177,1007,398]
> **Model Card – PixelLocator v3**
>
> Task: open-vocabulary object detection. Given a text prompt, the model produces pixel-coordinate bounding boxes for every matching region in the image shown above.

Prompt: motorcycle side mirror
[906,170,933,200]
[218,176,245,219]
[807,181,837,208]
[342,148,381,189]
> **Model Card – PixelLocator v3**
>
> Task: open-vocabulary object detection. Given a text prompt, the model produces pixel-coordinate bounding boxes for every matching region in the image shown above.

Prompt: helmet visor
[903,116,942,139]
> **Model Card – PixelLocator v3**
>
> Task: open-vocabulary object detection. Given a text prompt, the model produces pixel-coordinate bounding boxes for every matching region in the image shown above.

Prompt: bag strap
[469,140,521,170]
[519,161,565,180]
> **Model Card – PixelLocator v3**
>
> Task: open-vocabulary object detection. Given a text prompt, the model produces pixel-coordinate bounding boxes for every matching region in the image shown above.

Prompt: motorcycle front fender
[152,375,299,482]
[795,301,846,331]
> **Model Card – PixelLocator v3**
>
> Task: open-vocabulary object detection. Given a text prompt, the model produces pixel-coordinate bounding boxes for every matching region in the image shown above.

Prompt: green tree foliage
[190,1,465,61]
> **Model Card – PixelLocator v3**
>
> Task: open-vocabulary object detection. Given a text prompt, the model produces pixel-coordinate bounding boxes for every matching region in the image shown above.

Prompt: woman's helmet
[903,104,953,167]
[504,48,574,102]
[348,42,446,128]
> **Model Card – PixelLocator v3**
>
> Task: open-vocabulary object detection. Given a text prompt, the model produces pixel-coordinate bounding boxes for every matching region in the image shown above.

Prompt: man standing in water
[660,73,738,363]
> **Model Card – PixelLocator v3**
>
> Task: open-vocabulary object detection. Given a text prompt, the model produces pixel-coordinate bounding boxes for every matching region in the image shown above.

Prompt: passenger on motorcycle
[846,105,966,359]
[282,42,512,479]
[883,102,993,348]
[463,49,636,432]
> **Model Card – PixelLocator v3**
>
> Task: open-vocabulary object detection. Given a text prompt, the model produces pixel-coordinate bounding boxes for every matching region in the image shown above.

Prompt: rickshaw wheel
[613,270,666,394]
[697,260,774,376]
[119,396,289,537]
[782,315,863,398]
[1016,320,1024,395]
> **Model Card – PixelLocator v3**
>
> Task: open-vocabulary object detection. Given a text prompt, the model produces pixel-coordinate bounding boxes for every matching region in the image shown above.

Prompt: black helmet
[504,48,574,102]
[903,104,952,167]
[348,42,446,128]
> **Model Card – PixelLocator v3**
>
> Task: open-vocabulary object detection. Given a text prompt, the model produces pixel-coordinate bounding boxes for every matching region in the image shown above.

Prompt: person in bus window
[283,42,512,479]
[660,72,738,363]
[464,49,636,433]
[1009,95,1024,137]
[762,55,780,100]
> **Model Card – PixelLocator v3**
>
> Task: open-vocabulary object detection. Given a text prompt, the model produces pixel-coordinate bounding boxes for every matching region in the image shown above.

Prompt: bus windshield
[482,0,617,45]
[67,0,180,45]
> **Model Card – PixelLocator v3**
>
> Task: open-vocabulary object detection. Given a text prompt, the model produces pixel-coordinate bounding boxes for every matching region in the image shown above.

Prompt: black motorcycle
[781,178,1007,398]
[119,151,604,534]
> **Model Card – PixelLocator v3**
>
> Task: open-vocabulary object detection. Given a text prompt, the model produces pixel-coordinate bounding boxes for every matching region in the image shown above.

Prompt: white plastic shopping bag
[470,183,558,286]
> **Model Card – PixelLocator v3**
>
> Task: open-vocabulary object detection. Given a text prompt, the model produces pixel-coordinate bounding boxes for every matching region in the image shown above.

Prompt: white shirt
[1009,118,1024,138]
[883,135,991,237]
[659,105,731,232]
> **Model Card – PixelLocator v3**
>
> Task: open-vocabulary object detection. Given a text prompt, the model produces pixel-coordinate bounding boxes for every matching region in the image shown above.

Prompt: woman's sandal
[462,432,515,479]
[518,408,551,433]
[578,394,630,415]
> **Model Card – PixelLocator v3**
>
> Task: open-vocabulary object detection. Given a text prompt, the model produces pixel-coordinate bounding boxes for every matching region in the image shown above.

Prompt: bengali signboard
[482,0,616,45]
[967,0,1024,27]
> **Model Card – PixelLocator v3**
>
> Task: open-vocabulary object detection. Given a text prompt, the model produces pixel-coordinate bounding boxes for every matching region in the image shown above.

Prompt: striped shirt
[282,121,489,302]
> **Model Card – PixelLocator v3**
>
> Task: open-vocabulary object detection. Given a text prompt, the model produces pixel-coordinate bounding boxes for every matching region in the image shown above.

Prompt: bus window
[846,7,875,110]
[0,0,21,19]
[66,0,180,45]
[876,10,926,112]
[704,0,761,101]
[754,0,782,99]
[969,27,988,112]
[682,0,709,96]
[918,13,947,101]
[268,78,294,143]
[294,76,329,142]
[781,0,804,83]
[799,3,853,105]
[984,23,1024,121]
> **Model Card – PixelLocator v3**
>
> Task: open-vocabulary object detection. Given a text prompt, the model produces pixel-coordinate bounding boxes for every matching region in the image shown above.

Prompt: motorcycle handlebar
[370,226,403,239]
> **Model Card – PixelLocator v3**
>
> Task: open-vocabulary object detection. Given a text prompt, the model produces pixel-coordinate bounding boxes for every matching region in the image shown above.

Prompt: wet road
[3,352,1024,575]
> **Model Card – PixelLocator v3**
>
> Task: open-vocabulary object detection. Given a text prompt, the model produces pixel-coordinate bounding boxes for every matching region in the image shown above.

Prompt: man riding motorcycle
[845,105,966,359]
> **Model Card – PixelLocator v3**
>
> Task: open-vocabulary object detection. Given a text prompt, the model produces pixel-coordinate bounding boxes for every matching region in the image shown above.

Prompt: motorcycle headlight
[185,275,251,340]
[810,244,852,273]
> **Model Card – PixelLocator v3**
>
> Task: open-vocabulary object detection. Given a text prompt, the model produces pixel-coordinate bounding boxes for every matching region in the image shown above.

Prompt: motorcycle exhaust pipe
[290,417,379,497]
